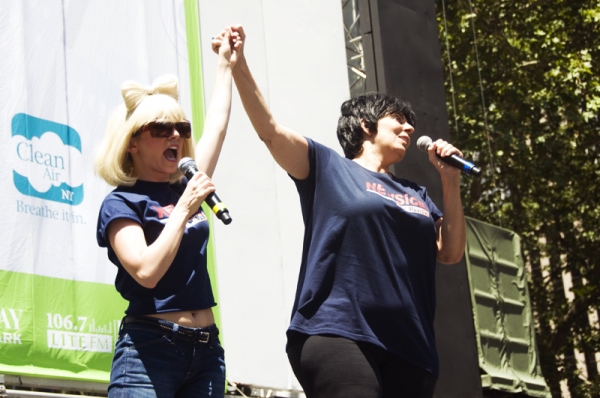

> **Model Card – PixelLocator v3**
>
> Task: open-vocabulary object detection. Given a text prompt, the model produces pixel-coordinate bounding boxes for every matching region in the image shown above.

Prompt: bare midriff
[146,308,215,328]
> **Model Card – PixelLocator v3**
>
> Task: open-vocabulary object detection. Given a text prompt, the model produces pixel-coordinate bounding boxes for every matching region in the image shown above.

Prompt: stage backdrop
[0,0,350,391]
[0,0,202,382]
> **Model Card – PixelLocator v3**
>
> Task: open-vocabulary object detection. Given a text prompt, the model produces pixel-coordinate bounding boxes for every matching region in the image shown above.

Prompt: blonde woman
[95,28,240,398]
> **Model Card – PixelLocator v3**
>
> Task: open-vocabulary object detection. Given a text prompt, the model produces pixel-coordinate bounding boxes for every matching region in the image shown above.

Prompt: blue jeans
[108,317,225,398]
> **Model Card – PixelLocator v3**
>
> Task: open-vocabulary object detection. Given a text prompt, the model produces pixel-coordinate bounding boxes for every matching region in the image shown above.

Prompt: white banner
[0,0,350,390]
[0,0,192,382]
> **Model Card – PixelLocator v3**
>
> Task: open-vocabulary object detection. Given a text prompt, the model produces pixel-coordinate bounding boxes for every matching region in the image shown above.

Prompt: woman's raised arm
[212,25,310,180]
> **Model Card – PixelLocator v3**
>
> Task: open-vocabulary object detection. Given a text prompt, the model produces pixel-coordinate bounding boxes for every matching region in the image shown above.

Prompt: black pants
[286,332,436,398]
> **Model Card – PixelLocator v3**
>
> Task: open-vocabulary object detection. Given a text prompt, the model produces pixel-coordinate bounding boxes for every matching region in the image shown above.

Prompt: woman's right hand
[177,171,216,219]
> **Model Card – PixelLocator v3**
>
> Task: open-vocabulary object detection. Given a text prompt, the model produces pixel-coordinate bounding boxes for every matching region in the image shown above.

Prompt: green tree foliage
[435,0,600,396]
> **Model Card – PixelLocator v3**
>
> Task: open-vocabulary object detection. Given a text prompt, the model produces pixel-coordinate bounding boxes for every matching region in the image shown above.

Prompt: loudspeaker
[356,2,551,396]
[356,0,450,206]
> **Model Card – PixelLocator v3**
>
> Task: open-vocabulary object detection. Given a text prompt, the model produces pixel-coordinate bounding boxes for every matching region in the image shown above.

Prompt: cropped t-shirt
[96,179,215,315]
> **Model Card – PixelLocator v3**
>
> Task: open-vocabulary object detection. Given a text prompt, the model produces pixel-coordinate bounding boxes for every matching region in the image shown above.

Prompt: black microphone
[416,136,482,177]
[178,157,232,225]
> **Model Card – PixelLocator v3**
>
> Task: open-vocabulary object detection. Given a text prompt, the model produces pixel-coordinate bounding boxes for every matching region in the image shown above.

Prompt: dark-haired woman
[94,28,241,398]
[213,26,466,398]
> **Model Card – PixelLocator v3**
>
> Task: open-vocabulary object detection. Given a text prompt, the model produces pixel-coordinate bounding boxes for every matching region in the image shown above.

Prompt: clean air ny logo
[10,113,84,205]
[366,181,430,217]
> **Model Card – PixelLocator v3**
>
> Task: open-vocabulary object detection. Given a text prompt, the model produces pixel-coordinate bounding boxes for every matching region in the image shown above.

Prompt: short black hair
[336,93,416,159]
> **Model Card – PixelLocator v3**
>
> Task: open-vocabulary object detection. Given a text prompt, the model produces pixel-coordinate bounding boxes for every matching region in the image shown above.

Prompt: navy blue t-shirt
[289,138,443,377]
[96,179,216,316]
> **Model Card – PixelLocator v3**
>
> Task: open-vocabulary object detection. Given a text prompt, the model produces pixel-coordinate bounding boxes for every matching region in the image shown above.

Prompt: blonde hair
[94,75,195,186]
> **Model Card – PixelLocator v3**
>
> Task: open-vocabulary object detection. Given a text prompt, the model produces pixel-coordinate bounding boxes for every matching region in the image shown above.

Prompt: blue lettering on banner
[11,113,84,205]
[16,200,86,224]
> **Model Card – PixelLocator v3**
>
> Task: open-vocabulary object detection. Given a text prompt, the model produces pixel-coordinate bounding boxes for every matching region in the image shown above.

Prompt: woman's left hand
[427,139,463,178]
[212,27,242,68]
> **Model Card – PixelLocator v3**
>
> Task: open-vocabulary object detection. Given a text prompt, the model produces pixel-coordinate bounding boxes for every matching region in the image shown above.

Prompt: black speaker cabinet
[356,1,551,396]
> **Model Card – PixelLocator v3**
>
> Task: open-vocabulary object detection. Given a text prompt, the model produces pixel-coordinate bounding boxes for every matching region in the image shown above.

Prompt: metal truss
[342,0,367,96]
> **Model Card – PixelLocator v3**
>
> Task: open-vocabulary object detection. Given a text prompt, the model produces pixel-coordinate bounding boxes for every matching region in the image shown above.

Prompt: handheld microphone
[416,136,482,177]
[178,157,232,225]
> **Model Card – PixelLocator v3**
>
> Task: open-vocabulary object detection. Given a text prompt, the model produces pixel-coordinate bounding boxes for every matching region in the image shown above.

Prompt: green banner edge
[183,0,222,334]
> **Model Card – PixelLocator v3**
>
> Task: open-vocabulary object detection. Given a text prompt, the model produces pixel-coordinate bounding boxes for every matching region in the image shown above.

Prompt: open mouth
[164,146,178,161]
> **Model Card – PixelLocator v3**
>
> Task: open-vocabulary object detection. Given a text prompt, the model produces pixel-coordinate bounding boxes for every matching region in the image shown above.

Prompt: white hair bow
[121,75,179,112]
